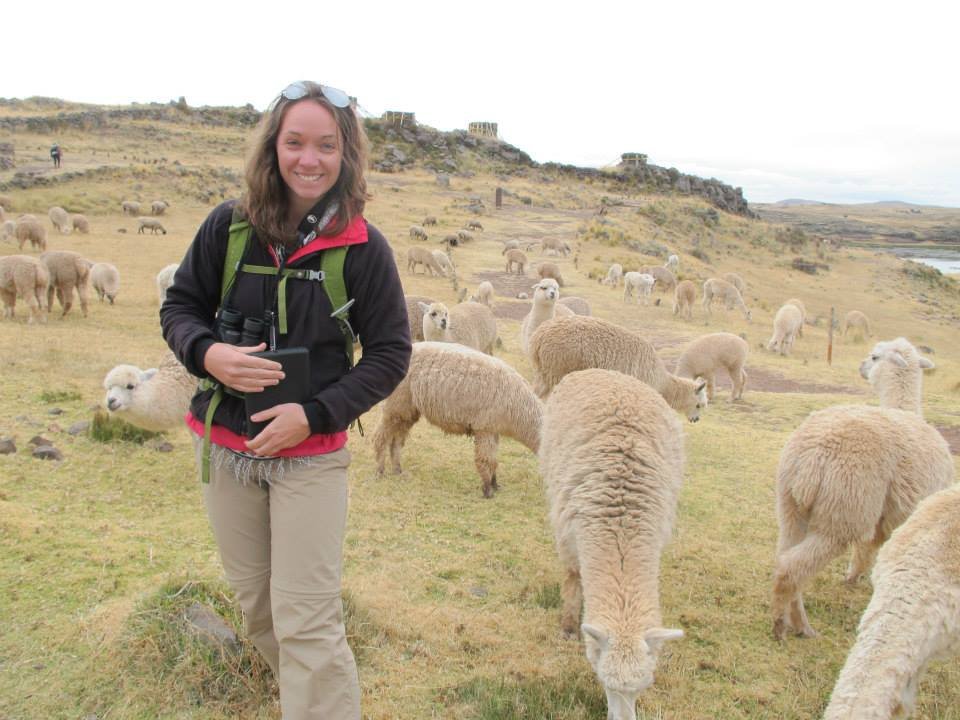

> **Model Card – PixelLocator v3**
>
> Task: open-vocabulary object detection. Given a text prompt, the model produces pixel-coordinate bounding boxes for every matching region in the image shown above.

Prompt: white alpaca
[771,338,952,640]
[823,484,960,719]
[540,368,684,720]
[102,352,197,432]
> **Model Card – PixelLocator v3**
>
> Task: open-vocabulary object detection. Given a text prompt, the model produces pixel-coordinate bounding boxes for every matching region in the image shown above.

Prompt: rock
[29,435,51,447]
[47,408,64,416]
[32,445,63,461]
[0,438,16,454]
[153,441,174,453]
[184,602,240,656]
[469,586,488,598]
[917,345,935,355]
[67,421,90,436]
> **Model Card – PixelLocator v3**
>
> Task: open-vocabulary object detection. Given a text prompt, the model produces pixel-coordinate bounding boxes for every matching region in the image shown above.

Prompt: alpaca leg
[560,567,583,639]
[705,372,716,402]
[846,523,885,583]
[731,366,746,401]
[76,281,89,317]
[474,432,500,498]
[772,531,845,639]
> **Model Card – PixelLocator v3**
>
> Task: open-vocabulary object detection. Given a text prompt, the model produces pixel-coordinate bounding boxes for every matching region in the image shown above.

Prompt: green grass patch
[88,409,162,443]
[443,673,607,720]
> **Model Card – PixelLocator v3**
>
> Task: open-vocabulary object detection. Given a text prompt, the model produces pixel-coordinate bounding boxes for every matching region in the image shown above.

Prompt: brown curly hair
[242,82,370,247]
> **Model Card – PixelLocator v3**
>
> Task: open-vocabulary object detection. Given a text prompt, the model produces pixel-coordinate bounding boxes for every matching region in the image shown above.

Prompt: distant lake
[885,247,960,275]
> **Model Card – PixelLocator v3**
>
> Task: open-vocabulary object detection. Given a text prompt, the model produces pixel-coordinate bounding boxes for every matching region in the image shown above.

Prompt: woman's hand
[245,403,311,456]
[203,342,285,393]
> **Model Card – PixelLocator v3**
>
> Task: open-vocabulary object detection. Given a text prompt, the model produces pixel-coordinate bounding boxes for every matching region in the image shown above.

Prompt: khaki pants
[196,441,360,720]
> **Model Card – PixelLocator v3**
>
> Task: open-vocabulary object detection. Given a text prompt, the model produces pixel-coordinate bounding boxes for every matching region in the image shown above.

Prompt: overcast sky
[6,0,959,206]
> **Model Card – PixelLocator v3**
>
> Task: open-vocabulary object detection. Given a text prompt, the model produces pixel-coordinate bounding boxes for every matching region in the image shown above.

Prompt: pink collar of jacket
[287,215,368,264]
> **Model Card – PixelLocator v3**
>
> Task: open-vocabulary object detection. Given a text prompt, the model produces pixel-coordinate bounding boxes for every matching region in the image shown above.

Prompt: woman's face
[275,100,343,218]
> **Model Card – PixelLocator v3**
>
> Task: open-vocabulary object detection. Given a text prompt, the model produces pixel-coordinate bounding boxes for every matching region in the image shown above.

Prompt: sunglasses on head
[268,81,351,112]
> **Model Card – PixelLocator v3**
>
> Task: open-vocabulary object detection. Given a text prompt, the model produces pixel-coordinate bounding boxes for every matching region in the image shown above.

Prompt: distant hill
[755,199,960,246]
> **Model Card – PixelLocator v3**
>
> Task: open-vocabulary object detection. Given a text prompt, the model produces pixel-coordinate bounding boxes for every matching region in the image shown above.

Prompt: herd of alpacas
[2,194,956,720]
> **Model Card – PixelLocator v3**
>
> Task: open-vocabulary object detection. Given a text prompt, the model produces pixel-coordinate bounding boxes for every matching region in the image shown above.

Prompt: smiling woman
[158,80,411,720]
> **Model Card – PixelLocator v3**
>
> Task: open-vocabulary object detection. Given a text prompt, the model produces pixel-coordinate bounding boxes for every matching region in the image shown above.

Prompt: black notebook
[244,347,311,438]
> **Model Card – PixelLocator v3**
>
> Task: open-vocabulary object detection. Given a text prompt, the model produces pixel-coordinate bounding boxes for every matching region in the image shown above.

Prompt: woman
[160,81,411,719]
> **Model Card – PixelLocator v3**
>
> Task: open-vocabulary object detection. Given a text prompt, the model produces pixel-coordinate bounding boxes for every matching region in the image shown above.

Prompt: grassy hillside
[1,101,959,720]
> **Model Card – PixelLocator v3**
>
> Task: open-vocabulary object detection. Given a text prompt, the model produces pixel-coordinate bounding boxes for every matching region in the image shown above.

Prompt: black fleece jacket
[160,200,411,437]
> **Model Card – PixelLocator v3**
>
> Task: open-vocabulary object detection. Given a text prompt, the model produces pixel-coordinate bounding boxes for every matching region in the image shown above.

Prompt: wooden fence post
[495,187,502,209]
[827,307,835,365]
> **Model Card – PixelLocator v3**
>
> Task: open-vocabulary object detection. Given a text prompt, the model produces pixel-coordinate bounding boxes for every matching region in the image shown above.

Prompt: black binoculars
[218,308,268,346]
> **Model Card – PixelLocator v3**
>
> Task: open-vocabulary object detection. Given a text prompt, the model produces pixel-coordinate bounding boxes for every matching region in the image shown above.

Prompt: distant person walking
[50,144,62,169]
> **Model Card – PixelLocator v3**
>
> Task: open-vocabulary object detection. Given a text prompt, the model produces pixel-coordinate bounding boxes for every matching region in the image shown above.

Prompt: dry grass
[1,107,959,719]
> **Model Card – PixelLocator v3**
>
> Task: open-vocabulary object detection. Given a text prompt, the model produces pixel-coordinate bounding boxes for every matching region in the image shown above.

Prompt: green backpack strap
[201,209,251,483]
[320,245,355,369]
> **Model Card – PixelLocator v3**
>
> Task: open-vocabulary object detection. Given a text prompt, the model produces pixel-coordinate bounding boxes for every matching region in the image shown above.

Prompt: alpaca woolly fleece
[767,303,803,356]
[90,262,120,304]
[156,263,178,305]
[622,272,655,305]
[771,405,953,640]
[785,297,806,337]
[844,309,872,339]
[420,301,498,354]
[102,352,197,432]
[859,337,935,417]
[470,281,494,306]
[520,279,573,355]
[675,332,748,402]
[540,369,684,720]
[528,315,707,422]
[537,261,565,286]
[48,206,71,234]
[40,250,91,318]
[558,296,591,316]
[407,246,443,276]
[0,254,49,324]
[673,280,696,320]
[372,341,542,498]
[702,277,751,322]
[603,263,623,287]
[823,484,960,720]
[404,294,434,342]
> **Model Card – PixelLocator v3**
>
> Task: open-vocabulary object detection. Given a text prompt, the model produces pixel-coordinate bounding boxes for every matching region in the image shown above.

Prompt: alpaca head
[532,278,560,304]
[103,364,157,413]
[582,624,683,720]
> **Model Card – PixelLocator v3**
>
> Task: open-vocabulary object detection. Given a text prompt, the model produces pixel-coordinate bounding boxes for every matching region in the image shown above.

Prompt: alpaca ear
[887,350,908,368]
[418,302,430,313]
[695,379,707,395]
[644,627,684,653]
[581,624,609,648]
[918,356,935,370]
[142,368,158,381]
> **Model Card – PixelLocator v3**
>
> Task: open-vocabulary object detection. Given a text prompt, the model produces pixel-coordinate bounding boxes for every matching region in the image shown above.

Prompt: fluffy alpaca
[40,250,91,318]
[520,279,574,355]
[767,303,803,356]
[785,297,806,338]
[672,280,696,321]
[420,301,498,354]
[0,254,49,324]
[675,332,748,401]
[90,262,120,304]
[558,296,591,316]
[622,272,655,305]
[528,315,707,422]
[603,263,623,287]
[156,263,178,305]
[860,337,935,417]
[702,277,752,322]
[103,352,197,432]
[470,281,494,307]
[404,294,434,342]
[823,484,960,720]
[844,309,872,341]
[372,342,542,498]
[771,338,953,640]
[540,368,684,720]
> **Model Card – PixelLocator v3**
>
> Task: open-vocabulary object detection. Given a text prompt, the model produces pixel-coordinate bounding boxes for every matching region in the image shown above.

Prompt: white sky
[6,0,959,206]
